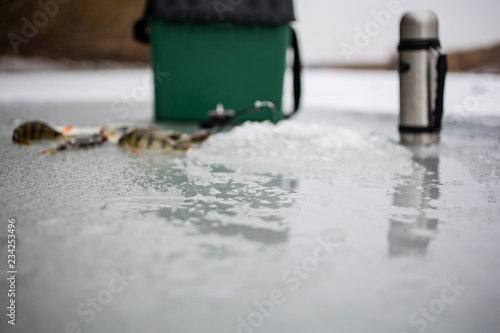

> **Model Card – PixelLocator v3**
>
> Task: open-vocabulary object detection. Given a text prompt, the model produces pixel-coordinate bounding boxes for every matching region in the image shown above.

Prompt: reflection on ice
[103,161,300,244]
[389,146,441,256]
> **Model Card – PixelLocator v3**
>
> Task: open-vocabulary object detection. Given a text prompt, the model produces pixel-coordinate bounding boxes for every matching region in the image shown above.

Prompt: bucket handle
[134,19,150,44]
[283,27,302,119]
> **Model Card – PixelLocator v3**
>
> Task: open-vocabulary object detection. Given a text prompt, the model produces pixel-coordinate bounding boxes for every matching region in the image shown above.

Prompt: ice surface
[0,69,499,333]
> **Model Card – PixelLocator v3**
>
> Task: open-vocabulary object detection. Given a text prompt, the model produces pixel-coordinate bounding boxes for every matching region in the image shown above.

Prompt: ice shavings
[188,120,414,180]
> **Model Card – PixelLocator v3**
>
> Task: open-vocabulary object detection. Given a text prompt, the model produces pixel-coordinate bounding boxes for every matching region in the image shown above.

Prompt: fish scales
[12,121,62,144]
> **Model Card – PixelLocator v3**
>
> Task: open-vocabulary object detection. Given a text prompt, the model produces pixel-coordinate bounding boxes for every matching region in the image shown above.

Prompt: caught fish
[41,133,107,154]
[14,120,211,154]
[117,128,212,152]
[101,123,138,145]
[12,121,63,145]
[118,129,183,151]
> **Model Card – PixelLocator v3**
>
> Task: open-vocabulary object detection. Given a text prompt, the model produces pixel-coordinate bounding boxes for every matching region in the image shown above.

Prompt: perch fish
[117,129,182,151]
[12,121,64,145]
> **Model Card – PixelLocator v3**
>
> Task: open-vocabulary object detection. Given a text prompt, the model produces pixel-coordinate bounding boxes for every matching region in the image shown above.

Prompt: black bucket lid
[142,0,295,25]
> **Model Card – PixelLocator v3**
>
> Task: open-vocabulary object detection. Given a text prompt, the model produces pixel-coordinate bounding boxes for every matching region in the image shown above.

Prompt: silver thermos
[398,11,447,145]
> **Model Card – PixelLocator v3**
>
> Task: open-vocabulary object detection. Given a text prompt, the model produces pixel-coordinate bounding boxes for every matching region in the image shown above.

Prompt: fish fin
[178,145,195,151]
[17,140,31,145]
[61,126,74,134]
[130,148,140,154]
[42,149,58,155]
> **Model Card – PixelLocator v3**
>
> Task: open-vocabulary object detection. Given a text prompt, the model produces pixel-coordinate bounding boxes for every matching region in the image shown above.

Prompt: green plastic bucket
[134,0,301,123]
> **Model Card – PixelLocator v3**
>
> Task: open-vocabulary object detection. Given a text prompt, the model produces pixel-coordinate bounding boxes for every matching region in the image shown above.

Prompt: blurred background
[0,0,499,72]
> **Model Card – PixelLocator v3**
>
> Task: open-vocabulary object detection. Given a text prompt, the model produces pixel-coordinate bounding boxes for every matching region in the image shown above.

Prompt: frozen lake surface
[0,69,499,333]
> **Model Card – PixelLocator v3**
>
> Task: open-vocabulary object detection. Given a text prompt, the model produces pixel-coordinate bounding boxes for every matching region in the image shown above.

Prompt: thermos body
[398,11,447,145]
[399,50,439,128]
